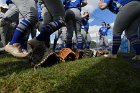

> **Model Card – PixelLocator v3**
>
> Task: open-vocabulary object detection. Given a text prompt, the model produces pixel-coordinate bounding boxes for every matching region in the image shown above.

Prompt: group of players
[0,0,140,61]
[0,0,91,58]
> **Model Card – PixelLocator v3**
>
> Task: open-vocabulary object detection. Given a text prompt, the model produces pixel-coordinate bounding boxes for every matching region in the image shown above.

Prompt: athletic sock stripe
[16,27,24,32]
[20,21,28,27]
[22,19,32,28]
[54,20,62,27]
[22,19,31,25]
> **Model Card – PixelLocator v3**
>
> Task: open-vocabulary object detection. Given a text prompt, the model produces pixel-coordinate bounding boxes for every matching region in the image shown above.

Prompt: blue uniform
[63,0,83,10]
[63,0,87,49]
[6,0,13,5]
[99,26,109,36]
[82,17,89,31]
[99,26,109,47]
[81,15,90,49]
[37,2,43,21]
[104,0,132,14]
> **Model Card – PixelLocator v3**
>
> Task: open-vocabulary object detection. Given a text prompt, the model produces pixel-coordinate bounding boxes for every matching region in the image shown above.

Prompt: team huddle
[0,0,140,64]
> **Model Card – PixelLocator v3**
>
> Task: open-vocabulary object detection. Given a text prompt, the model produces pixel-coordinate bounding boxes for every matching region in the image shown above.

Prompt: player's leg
[65,8,75,49]
[72,8,83,49]
[5,0,38,58]
[125,17,140,60]
[112,1,140,55]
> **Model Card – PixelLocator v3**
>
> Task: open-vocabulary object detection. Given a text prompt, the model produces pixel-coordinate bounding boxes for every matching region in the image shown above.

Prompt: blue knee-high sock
[19,33,29,50]
[130,35,140,55]
[133,44,140,55]
[112,36,121,54]
[66,37,72,49]
[36,19,64,41]
[86,41,91,49]
[66,43,73,49]
[66,38,72,49]
[45,36,50,48]
[19,37,27,50]
[77,34,83,49]
[77,43,83,49]
[10,19,31,45]
[10,30,23,45]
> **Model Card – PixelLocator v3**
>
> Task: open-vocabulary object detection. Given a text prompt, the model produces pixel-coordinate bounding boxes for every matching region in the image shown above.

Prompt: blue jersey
[37,2,43,21]
[99,26,109,36]
[104,0,132,14]
[63,0,84,10]
[82,17,89,31]
[6,0,13,5]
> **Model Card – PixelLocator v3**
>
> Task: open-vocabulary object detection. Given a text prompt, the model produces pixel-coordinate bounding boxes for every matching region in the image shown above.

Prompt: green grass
[0,53,140,93]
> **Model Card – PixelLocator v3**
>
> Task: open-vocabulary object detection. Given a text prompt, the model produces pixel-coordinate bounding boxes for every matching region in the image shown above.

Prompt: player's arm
[107,24,111,29]
[98,0,109,10]
[82,12,89,18]
[98,28,102,35]
[98,32,102,40]
[81,0,87,7]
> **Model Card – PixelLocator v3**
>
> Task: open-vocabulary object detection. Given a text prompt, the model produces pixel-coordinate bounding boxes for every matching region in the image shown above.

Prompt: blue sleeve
[6,0,13,5]
[63,0,66,5]
[103,0,111,5]
[37,2,43,21]
[99,28,101,33]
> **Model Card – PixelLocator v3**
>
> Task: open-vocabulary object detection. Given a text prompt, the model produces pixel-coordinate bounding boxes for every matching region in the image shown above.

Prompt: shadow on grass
[119,53,140,71]
[0,54,31,77]
[49,57,140,93]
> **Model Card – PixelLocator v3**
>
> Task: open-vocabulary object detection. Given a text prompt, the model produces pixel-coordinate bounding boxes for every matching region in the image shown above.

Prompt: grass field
[0,52,140,93]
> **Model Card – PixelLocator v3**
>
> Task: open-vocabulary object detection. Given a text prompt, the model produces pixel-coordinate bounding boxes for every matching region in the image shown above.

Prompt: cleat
[132,55,140,60]
[4,43,29,58]
[103,54,117,58]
